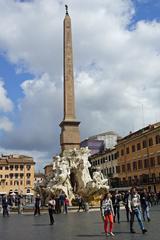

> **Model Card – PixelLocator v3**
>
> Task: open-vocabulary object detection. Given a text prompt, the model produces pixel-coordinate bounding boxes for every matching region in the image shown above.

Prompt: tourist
[55,195,61,214]
[2,195,9,217]
[59,192,65,213]
[101,192,115,237]
[112,190,121,223]
[140,189,151,222]
[34,194,41,216]
[128,187,147,234]
[77,195,84,212]
[123,190,130,222]
[64,196,69,214]
[48,196,56,225]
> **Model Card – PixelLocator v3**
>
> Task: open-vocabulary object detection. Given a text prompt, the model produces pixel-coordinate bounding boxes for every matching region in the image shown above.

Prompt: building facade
[0,154,35,195]
[116,123,160,191]
[89,148,118,186]
[44,163,53,178]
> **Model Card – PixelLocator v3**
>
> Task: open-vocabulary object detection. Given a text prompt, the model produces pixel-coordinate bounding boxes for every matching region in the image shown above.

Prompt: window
[5,166,9,170]
[10,173,13,178]
[144,159,149,168]
[10,181,13,185]
[15,173,18,179]
[142,140,147,148]
[20,165,24,170]
[27,189,30,193]
[26,165,31,171]
[109,155,111,161]
[5,175,9,178]
[15,165,18,170]
[157,156,160,165]
[126,147,129,154]
[133,162,137,170]
[0,166,3,170]
[150,157,155,167]
[26,180,31,185]
[6,182,8,185]
[149,138,153,146]
[132,145,135,152]
[26,173,31,178]
[127,163,131,171]
[122,165,126,173]
[20,181,23,185]
[121,149,124,156]
[138,160,143,169]
[10,165,13,170]
[137,143,141,151]
[155,135,160,144]
[20,173,24,178]
[116,166,120,173]
[116,151,119,158]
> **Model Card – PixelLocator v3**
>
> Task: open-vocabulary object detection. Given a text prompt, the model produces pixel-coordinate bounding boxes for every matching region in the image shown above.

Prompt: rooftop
[117,122,160,144]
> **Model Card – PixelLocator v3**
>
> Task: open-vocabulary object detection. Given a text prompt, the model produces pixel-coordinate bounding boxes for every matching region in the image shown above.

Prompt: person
[112,190,121,223]
[128,187,147,234]
[77,195,84,212]
[59,192,65,213]
[2,195,9,217]
[48,196,56,225]
[101,192,115,237]
[140,189,151,222]
[15,194,23,214]
[55,195,61,214]
[123,190,130,222]
[34,194,41,216]
[64,196,69,214]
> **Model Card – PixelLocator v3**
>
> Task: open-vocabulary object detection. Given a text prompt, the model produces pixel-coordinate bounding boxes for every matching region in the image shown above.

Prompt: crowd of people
[1,193,23,216]
[101,187,160,237]
[1,187,160,236]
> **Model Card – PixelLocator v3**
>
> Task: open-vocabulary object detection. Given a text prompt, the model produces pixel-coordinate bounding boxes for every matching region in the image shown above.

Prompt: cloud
[0,80,13,112]
[0,116,13,132]
[0,0,160,167]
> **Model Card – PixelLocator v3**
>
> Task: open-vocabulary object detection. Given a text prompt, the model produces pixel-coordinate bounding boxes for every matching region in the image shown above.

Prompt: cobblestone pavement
[0,205,160,240]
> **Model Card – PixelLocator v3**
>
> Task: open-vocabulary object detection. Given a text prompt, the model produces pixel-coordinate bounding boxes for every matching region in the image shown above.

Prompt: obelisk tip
[65,5,69,15]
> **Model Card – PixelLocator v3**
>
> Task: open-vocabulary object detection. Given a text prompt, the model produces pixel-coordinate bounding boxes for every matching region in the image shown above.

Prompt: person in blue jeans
[128,187,147,234]
[140,189,151,222]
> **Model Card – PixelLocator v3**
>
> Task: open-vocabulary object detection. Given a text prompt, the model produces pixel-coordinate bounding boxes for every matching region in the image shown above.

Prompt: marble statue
[46,147,109,201]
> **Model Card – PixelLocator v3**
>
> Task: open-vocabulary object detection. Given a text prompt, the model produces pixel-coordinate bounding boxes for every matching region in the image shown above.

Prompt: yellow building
[116,122,160,192]
[0,154,35,195]
[89,148,118,186]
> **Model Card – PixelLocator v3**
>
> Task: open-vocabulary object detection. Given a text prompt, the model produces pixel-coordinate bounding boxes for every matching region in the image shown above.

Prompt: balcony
[111,176,160,188]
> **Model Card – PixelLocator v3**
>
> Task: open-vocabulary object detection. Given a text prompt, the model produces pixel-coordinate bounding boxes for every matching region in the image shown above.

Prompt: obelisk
[60,5,80,152]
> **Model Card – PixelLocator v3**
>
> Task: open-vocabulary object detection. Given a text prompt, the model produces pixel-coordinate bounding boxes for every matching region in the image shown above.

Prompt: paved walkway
[0,205,159,240]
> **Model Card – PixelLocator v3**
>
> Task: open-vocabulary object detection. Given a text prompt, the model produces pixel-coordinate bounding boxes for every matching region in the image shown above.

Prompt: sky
[0,0,160,171]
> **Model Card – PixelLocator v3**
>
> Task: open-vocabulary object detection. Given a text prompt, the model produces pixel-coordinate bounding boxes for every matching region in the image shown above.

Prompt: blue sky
[0,0,160,170]
[132,0,160,23]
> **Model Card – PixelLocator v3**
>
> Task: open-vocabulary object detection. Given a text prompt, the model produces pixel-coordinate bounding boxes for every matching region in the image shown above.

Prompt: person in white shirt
[48,196,56,225]
[128,187,147,234]
[101,192,115,237]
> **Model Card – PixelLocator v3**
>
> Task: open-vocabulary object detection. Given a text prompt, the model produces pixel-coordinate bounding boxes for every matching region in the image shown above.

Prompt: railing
[111,176,160,188]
